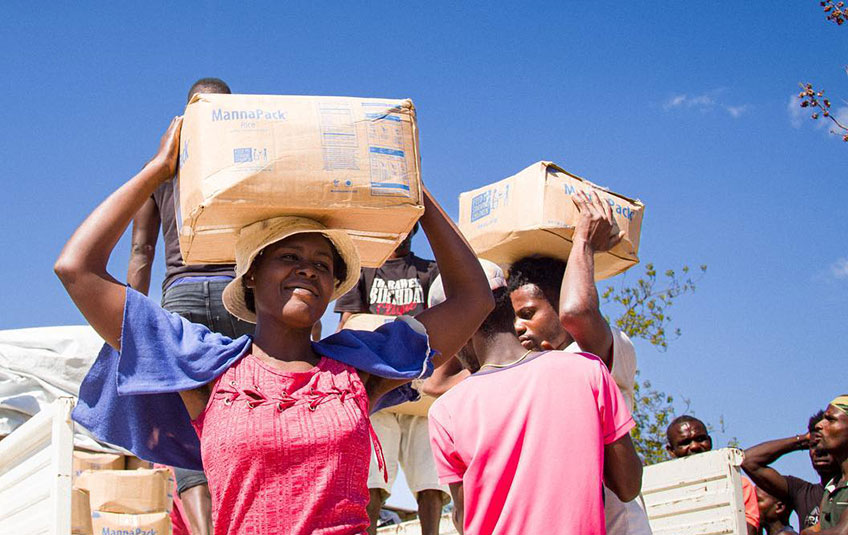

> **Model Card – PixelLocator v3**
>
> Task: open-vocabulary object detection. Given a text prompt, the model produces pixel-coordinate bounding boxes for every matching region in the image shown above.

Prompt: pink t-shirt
[428,351,634,535]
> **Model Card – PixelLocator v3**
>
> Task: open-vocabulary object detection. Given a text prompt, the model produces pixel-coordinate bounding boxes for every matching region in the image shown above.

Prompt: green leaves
[599,262,743,463]
[630,373,684,465]
[602,263,706,351]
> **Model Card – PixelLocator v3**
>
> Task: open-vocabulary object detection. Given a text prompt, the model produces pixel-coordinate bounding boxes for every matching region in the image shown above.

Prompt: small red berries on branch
[821,0,847,25]
[799,82,848,141]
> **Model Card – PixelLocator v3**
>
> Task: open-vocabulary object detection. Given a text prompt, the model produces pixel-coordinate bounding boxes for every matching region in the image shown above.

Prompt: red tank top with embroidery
[192,354,381,535]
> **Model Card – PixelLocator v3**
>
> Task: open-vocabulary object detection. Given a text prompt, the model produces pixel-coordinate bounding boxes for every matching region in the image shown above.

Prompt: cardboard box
[77,468,172,514]
[177,93,424,268]
[342,312,396,332]
[125,456,154,470]
[458,161,644,280]
[73,450,124,479]
[384,392,436,417]
[342,313,435,417]
[72,488,93,535]
[90,511,171,535]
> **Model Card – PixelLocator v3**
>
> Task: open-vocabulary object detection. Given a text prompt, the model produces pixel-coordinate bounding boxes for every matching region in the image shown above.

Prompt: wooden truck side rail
[642,448,748,535]
[0,397,75,535]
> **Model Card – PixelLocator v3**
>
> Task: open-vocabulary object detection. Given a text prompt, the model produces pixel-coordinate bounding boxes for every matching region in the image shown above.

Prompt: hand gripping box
[76,468,172,514]
[177,93,424,268]
[458,161,644,280]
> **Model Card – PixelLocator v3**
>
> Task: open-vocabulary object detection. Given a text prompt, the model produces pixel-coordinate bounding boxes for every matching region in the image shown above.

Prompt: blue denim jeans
[161,279,254,339]
[161,279,254,493]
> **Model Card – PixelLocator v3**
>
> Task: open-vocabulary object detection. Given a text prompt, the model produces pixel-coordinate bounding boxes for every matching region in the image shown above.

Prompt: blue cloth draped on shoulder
[73,287,436,471]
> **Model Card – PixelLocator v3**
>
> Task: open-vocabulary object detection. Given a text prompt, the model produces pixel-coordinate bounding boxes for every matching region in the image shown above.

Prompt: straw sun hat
[222,216,361,323]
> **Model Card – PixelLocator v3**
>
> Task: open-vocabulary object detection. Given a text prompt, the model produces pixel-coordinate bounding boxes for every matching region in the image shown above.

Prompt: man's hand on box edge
[572,189,625,254]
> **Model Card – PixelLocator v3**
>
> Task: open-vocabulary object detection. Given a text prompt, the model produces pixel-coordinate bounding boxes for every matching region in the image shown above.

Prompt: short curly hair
[666,415,708,445]
[479,287,517,336]
[187,77,231,103]
[507,255,567,306]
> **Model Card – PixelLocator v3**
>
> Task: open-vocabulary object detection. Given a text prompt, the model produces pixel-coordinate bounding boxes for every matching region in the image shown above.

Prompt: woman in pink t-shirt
[56,118,495,534]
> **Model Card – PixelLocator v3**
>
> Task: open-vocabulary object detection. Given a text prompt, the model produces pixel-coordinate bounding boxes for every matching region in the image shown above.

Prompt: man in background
[802,397,848,535]
[127,77,254,535]
[334,225,448,535]
[427,258,642,534]
[506,190,650,534]
[742,411,840,529]
[666,415,759,535]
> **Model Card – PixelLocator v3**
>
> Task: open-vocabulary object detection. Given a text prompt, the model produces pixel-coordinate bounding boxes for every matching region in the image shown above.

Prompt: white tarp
[0,325,119,452]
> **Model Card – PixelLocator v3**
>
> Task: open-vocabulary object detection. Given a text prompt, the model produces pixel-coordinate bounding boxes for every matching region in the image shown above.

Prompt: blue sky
[2,1,846,512]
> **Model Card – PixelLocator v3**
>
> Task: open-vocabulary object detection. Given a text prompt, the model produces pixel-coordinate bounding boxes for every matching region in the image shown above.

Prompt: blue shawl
[72,288,435,470]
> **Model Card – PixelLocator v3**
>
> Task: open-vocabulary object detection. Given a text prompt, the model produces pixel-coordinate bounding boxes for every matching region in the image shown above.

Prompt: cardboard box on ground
[72,450,124,534]
[72,450,125,477]
[76,468,172,514]
[91,511,171,535]
[71,450,172,535]
[458,161,644,280]
[126,456,154,470]
[177,93,424,268]
[72,488,93,535]
[343,314,435,417]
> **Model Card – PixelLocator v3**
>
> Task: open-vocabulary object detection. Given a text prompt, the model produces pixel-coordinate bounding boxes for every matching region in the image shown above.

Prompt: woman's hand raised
[55,117,186,349]
[148,116,183,181]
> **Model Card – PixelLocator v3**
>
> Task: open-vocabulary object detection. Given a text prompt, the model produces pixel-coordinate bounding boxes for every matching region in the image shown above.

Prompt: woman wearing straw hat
[55,117,494,535]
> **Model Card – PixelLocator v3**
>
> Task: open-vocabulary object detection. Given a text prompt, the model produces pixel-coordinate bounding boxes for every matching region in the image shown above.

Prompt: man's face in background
[510,283,567,351]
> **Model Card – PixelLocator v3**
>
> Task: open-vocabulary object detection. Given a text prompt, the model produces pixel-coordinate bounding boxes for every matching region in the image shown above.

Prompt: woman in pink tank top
[56,117,495,534]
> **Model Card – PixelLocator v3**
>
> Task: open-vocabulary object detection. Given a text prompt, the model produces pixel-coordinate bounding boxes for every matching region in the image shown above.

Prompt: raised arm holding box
[55,117,183,349]
[557,190,624,368]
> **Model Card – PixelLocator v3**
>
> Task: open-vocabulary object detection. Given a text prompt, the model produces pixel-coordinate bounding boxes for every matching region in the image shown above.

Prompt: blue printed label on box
[233,148,252,163]
[470,191,492,222]
[233,148,268,164]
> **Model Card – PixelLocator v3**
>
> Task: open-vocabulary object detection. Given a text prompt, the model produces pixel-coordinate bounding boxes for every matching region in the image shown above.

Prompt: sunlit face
[247,233,337,329]
[816,404,848,455]
[666,421,713,458]
[809,440,839,478]
[510,284,568,351]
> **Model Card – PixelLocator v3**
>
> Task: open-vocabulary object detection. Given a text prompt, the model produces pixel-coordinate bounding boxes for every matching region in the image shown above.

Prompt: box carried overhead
[458,161,644,280]
[177,93,424,268]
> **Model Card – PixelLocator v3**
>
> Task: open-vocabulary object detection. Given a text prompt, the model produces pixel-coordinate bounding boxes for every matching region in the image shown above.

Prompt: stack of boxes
[71,450,172,535]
